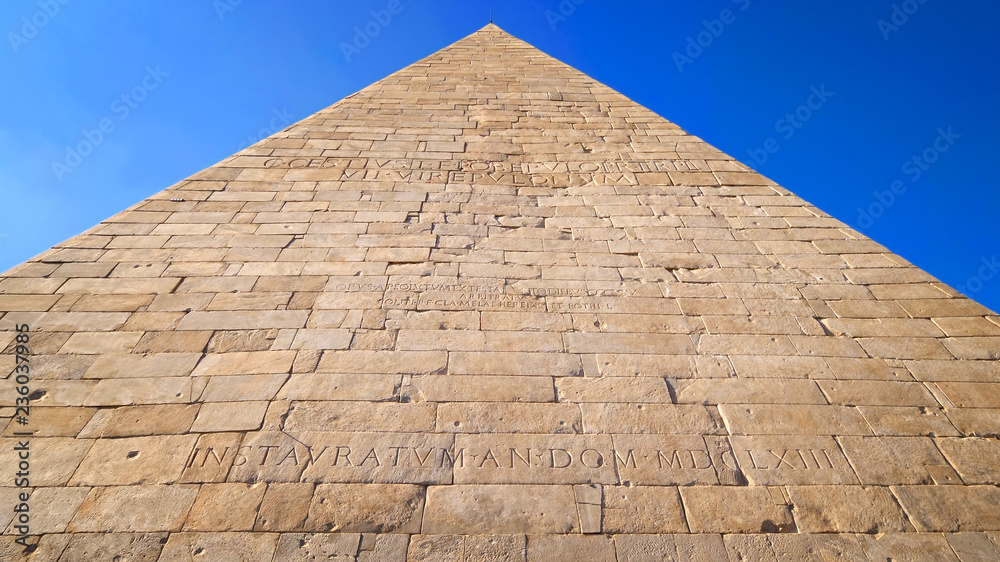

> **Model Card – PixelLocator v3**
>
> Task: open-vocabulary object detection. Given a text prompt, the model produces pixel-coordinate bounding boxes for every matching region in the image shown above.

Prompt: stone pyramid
[2,23,999,560]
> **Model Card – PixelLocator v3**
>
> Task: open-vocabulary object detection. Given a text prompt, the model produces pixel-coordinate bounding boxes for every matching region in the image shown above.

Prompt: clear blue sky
[2,1,998,312]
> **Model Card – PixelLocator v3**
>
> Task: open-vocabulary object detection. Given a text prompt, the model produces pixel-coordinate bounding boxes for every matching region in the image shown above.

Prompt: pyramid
[2,23,999,560]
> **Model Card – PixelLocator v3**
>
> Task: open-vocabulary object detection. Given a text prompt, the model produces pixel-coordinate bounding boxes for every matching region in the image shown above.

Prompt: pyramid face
[2,23,999,559]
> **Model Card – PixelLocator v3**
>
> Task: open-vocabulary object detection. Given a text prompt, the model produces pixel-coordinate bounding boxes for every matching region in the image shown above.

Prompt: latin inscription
[190,443,747,471]
[182,432,850,485]
[744,448,836,470]
[331,280,632,312]
[258,157,709,186]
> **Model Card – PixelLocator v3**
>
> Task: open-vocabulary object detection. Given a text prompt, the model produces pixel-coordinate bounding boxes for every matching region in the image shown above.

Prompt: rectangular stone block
[2,406,95,437]
[839,436,954,485]
[0,294,60,311]
[423,485,578,534]
[438,402,581,434]
[73,294,156,312]
[0,437,92,486]
[787,486,912,533]
[614,534,728,562]
[582,403,722,435]
[823,317,944,338]
[904,360,1000,382]
[191,401,269,432]
[788,335,867,358]
[255,483,315,532]
[165,211,235,223]
[176,310,309,330]
[718,404,872,435]
[69,434,198,486]
[857,336,953,360]
[273,532,360,558]
[183,483,267,531]
[412,375,554,402]
[207,291,292,310]
[934,437,1000,484]
[936,382,1000,408]
[528,535,616,560]
[723,533,840,561]
[945,533,1000,560]
[817,380,937,407]
[12,380,96,407]
[602,485,689,534]
[598,353,731,378]
[556,377,672,403]
[697,334,796,356]
[21,487,92,534]
[304,484,425,533]
[134,330,213,353]
[857,406,960,437]
[51,532,167,560]
[57,277,180,294]
[158,532,279,561]
[672,378,827,404]
[400,330,563,352]
[84,353,202,379]
[34,312,130,331]
[58,332,142,354]
[68,485,199,532]
[289,329,353,350]
[84,377,192,406]
[449,351,582,376]
[566,333,695,354]
[729,355,836,380]
[891,485,1000,532]
[679,486,795,533]
[276,373,399,401]
[317,350,447,374]
[191,351,296,376]
[284,401,437,433]
[199,374,289,402]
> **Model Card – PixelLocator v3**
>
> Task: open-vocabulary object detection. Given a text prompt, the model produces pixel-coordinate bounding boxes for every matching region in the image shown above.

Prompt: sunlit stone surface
[2,24,999,560]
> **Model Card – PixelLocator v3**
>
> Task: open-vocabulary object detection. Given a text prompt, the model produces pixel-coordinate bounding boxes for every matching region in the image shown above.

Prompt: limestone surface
[1,23,999,560]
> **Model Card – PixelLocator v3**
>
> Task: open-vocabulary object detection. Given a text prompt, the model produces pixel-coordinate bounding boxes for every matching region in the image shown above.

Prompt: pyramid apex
[477,22,506,33]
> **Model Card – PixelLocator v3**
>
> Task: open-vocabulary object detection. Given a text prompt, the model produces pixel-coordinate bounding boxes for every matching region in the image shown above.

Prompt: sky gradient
[2,0,998,312]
